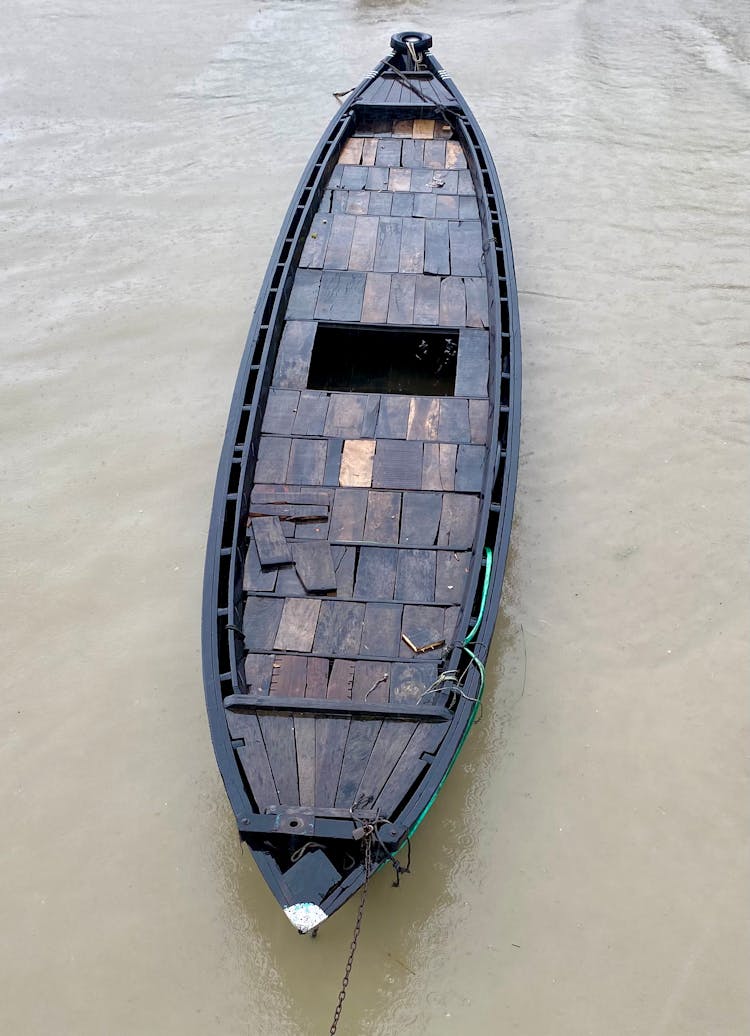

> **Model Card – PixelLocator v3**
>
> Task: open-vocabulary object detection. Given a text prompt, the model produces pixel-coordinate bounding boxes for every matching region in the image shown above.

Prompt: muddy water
[2,1,748,1033]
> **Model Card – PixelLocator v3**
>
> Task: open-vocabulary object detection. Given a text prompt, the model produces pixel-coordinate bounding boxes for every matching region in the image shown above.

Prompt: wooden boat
[202,31,521,934]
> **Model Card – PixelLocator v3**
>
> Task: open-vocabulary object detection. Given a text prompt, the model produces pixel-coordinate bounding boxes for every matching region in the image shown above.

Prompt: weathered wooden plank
[422,442,457,491]
[455,444,485,492]
[274,321,317,389]
[411,169,459,195]
[388,167,411,193]
[412,193,437,218]
[387,273,416,324]
[438,494,480,548]
[374,217,403,273]
[375,394,410,439]
[391,192,414,218]
[251,486,332,506]
[443,605,460,645]
[459,195,480,221]
[269,654,308,696]
[334,545,356,597]
[375,138,402,166]
[355,721,414,808]
[305,656,329,697]
[372,439,423,490]
[286,438,327,485]
[274,564,306,597]
[468,398,489,444]
[413,274,441,325]
[440,443,458,491]
[354,546,398,601]
[352,661,390,703]
[292,541,337,593]
[435,551,471,604]
[335,719,382,807]
[361,271,391,323]
[292,390,329,436]
[457,169,475,195]
[314,271,366,322]
[315,715,350,808]
[323,213,356,270]
[423,140,447,169]
[367,191,392,216]
[345,190,370,215]
[361,138,378,165]
[363,490,401,544]
[392,118,413,138]
[327,658,355,699]
[361,603,403,657]
[398,218,425,273]
[361,395,380,437]
[435,195,460,219]
[339,137,364,165]
[244,653,274,695]
[341,165,369,191]
[313,600,365,655]
[252,516,293,566]
[439,277,466,327]
[449,221,484,277]
[299,213,332,268]
[243,537,277,592]
[424,219,450,275]
[324,393,368,437]
[400,491,442,546]
[286,269,322,320]
[390,661,439,702]
[412,118,435,139]
[226,713,279,806]
[339,439,375,487]
[323,437,343,487]
[366,166,390,192]
[274,598,321,653]
[438,397,471,442]
[400,605,446,657]
[330,190,348,213]
[454,328,489,396]
[329,488,368,541]
[464,277,489,329]
[248,502,327,524]
[259,714,299,805]
[294,717,316,806]
[374,723,442,815]
[262,389,300,435]
[243,596,284,653]
[445,140,467,169]
[407,396,440,440]
[348,215,379,271]
[395,549,436,603]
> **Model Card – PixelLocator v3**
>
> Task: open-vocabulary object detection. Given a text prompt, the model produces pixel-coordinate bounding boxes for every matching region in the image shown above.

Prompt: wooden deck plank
[339,137,364,165]
[292,390,329,436]
[274,321,316,389]
[439,277,466,327]
[411,169,459,195]
[366,166,390,191]
[354,722,415,808]
[399,218,425,273]
[305,656,329,697]
[330,190,348,213]
[392,118,413,138]
[314,271,366,322]
[435,195,460,219]
[286,269,322,320]
[252,515,293,566]
[413,274,441,325]
[412,118,435,139]
[274,564,306,596]
[367,191,392,216]
[226,713,279,806]
[435,551,471,604]
[251,485,332,506]
[354,546,398,601]
[372,440,423,490]
[464,277,489,329]
[315,716,350,808]
[454,328,489,396]
[299,213,332,268]
[455,443,486,492]
[361,272,391,323]
[439,443,458,491]
[457,169,475,195]
[352,661,390,704]
[313,600,365,655]
[324,393,368,437]
[374,217,403,273]
[438,494,480,548]
[388,167,411,193]
[445,140,467,169]
[335,719,382,808]
[424,219,450,275]
[400,491,442,546]
[400,139,425,168]
[390,661,439,702]
[375,138,402,166]
[339,439,375,487]
[341,165,369,191]
[274,598,321,652]
[323,437,343,487]
[363,490,401,544]
[327,658,356,699]
[243,537,277,592]
[334,545,356,597]
[407,396,440,440]
[361,603,403,657]
[400,605,446,657]
[395,549,437,603]
[375,395,410,439]
[374,723,443,815]
[346,190,370,215]
[422,442,444,491]
[469,398,489,444]
[259,715,299,805]
[413,193,437,218]
[244,653,274,695]
[292,541,337,593]
[361,395,381,438]
[294,717,316,806]
[269,654,308,696]
[323,213,357,270]
[438,397,471,443]
[262,389,300,435]
[387,273,416,324]
[329,488,368,541]
[449,222,484,277]
[286,438,327,485]
[459,195,480,221]
[391,192,414,218]
[423,140,447,169]
[361,138,378,165]
[348,215,379,271]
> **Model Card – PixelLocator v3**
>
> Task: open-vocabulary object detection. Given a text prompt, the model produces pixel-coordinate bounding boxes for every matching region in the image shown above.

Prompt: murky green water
[2,1,748,1032]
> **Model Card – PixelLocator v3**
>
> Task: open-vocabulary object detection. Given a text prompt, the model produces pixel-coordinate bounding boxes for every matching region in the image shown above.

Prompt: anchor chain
[329,826,373,1035]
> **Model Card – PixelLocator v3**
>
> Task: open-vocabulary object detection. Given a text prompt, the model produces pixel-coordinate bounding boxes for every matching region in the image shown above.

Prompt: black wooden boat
[202,31,520,934]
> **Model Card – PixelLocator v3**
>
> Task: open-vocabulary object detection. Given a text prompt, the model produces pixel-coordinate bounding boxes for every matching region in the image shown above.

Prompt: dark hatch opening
[307,324,458,396]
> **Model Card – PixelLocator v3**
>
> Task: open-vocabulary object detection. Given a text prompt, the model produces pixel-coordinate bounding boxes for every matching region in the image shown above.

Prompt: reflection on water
[2,1,748,1033]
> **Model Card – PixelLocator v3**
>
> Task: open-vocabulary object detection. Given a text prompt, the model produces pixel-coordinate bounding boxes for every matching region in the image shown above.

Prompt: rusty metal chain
[329,827,373,1035]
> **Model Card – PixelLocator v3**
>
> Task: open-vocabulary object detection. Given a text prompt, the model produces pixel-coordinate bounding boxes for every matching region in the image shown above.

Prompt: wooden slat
[339,137,364,164]
[366,166,390,191]
[244,653,274,695]
[374,722,443,815]
[412,118,435,139]
[315,714,350,808]
[424,219,450,275]
[354,722,414,808]
[254,436,290,485]
[391,192,414,218]
[251,485,331,505]
[314,271,366,321]
[361,603,403,657]
[294,717,316,806]
[286,438,327,485]
[374,217,403,273]
[455,444,485,492]
[361,138,378,165]
[438,397,471,442]
[439,443,458,491]
[274,598,321,652]
[445,140,467,169]
[375,395,410,438]
[328,658,355,699]
[388,167,411,193]
[225,713,279,806]
[390,661,439,702]
[243,538,277,592]
[454,328,489,396]
[449,222,484,277]
[313,600,365,655]
[339,439,375,487]
[305,656,329,697]
[361,395,381,437]
[367,191,392,216]
[444,605,460,645]
[286,269,322,320]
[400,491,442,546]
[323,213,356,270]
[292,541,337,593]
[329,488,368,541]
[299,213,331,268]
[407,396,440,440]
[439,277,466,326]
[438,493,480,548]
[399,218,425,273]
[413,274,441,325]
[372,439,423,490]
[262,389,300,434]
[435,195,460,219]
[459,195,480,221]
[363,490,401,544]
[400,605,446,657]
[330,190,348,213]
[354,546,398,601]
[395,549,436,603]
[352,661,390,703]
[269,654,308,696]
[323,437,343,487]
[324,393,368,437]
[274,564,305,596]
[292,390,329,436]
[392,118,413,138]
[411,169,458,194]
[375,138,402,166]
[413,193,436,218]
[252,516,293,566]
[469,398,489,444]
[335,719,382,807]
[346,191,370,215]
[457,169,475,194]
[333,545,356,597]
[400,139,425,168]
[348,215,379,271]
[259,715,299,805]
[435,551,471,604]
[274,321,316,389]
[361,271,391,323]
[464,277,489,329]
[422,442,457,491]
[341,166,369,190]
[423,140,447,168]
[387,273,416,324]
